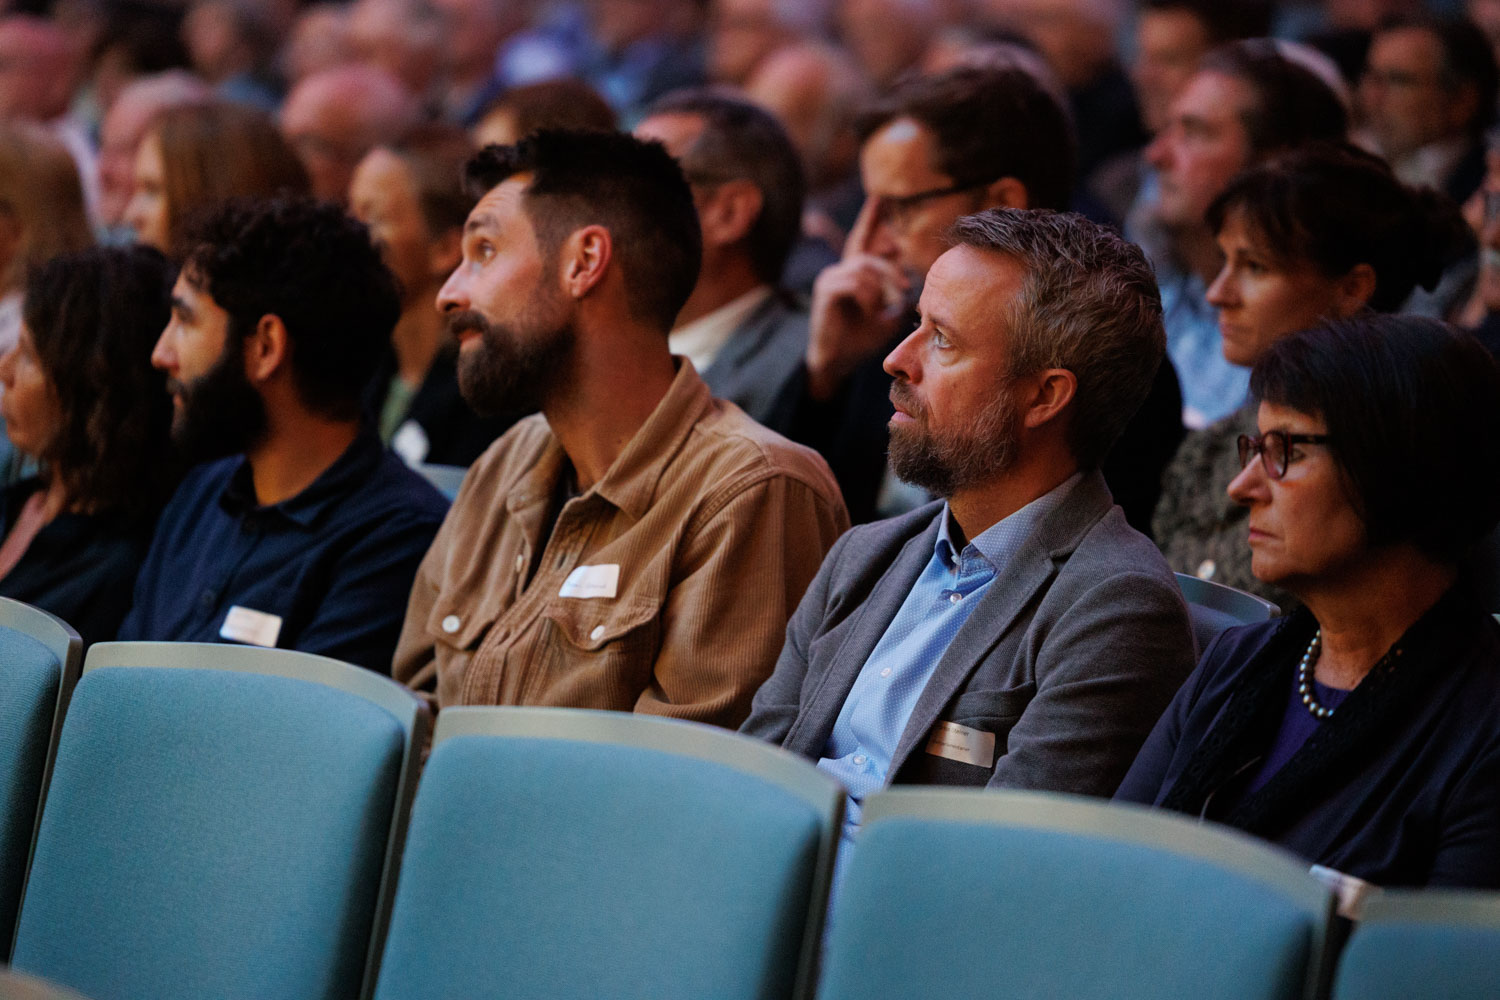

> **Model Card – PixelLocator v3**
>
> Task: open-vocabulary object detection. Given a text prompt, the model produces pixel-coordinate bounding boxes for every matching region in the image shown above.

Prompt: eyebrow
[465,212,499,235]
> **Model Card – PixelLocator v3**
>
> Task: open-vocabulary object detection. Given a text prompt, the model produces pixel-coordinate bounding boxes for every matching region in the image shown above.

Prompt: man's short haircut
[855,65,1077,212]
[183,196,401,420]
[386,123,474,236]
[1251,315,1500,562]
[1376,13,1498,138]
[1199,40,1348,158]
[1140,0,1272,44]
[464,130,702,332]
[949,208,1164,469]
[645,88,805,286]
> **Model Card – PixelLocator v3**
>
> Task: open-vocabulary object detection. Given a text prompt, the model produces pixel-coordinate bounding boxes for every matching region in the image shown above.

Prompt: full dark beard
[887,377,1020,497]
[169,338,268,465]
[451,308,574,423]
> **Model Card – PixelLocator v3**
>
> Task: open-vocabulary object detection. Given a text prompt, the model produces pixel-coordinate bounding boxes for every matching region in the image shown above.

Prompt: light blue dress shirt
[1158,267,1250,429]
[817,474,1081,865]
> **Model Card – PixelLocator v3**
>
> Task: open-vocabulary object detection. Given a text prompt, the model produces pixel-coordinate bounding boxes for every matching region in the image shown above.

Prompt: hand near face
[805,198,910,400]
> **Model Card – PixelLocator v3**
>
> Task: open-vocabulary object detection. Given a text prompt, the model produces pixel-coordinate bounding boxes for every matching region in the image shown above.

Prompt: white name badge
[220,606,284,648]
[925,721,997,768]
[558,564,620,599]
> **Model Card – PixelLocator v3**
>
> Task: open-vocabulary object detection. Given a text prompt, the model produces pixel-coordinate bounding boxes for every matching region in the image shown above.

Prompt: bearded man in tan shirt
[391,129,849,727]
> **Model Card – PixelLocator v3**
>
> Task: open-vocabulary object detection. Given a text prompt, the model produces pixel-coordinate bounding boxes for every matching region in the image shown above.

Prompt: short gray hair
[949,208,1164,469]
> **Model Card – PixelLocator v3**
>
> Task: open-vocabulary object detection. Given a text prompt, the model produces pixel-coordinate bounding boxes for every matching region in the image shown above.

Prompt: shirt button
[441,615,461,634]
[590,625,605,640]
[949,593,962,604]
[853,754,867,766]
[1196,559,1217,580]
[514,554,525,574]
[880,667,892,678]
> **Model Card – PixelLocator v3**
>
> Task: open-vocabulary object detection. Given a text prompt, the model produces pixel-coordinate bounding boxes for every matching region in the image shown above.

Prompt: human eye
[931,327,952,350]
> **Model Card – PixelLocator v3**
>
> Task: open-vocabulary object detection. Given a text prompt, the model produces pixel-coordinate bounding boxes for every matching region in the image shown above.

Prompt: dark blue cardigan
[1116,586,1500,889]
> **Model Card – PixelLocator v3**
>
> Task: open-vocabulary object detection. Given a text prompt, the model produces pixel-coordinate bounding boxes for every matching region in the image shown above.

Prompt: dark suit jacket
[1116,588,1500,889]
[697,293,810,427]
[742,471,1196,795]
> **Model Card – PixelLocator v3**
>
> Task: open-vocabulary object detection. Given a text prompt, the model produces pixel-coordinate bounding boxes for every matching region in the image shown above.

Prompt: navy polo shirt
[117,429,449,673]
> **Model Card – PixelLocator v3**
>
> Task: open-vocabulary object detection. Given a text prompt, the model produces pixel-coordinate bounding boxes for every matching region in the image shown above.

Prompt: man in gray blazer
[637,90,820,424]
[743,208,1196,840]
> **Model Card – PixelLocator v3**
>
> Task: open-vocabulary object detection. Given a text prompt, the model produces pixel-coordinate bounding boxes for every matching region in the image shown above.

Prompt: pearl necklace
[1296,629,1334,720]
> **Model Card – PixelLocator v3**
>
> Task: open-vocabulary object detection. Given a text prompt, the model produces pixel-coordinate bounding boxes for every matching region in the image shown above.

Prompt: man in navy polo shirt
[116,196,449,672]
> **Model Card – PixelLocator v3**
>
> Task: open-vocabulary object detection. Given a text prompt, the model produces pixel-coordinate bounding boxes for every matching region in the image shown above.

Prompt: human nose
[1144,130,1172,169]
[436,264,467,315]
[882,323,924,383]
[150,323,175,372]
[1227,449,1268,507]
[1205,263,1236,308]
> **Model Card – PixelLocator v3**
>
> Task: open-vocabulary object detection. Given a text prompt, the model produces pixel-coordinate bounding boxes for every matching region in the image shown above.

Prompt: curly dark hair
[465,130,701,331]
[23,245,179,522]
[182,196,401,419]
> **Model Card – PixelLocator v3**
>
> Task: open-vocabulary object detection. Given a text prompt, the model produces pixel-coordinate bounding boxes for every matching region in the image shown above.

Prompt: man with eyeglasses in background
[1357,13,1496,206]
[764,63,1184,533]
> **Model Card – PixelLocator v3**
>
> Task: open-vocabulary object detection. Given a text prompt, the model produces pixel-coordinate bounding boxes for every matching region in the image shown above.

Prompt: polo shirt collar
[218,426,384,529]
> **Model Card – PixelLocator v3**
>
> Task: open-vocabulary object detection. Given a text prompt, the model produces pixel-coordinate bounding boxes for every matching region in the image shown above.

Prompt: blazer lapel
[784,512,943,758]
[888,471,1117,774]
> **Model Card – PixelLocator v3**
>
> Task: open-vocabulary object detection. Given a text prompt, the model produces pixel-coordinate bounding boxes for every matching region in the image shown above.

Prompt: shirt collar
[668,285,773,373]
[934,471,1085,573]
[218,426,384,529]
[586,358,714,522]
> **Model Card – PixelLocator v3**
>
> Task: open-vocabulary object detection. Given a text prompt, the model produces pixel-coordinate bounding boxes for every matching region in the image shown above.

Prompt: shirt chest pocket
[525,597,664,708]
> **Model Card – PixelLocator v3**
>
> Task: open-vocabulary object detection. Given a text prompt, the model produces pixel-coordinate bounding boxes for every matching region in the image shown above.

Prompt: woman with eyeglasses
[1153,142,1472,607]
[1118,315,1500,889]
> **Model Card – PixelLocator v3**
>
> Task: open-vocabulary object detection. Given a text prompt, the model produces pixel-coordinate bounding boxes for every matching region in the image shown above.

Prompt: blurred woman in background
[123,99,309,259]
[0,246,180,644]
[1154,142,1472,606]
[0,121,93,357]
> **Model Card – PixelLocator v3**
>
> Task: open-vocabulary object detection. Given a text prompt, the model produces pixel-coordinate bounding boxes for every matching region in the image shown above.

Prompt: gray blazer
[742,471,1197,795]
[698,293,808,426]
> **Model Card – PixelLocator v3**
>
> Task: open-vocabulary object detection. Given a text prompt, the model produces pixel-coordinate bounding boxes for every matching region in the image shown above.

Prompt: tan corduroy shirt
[392,361,850,727]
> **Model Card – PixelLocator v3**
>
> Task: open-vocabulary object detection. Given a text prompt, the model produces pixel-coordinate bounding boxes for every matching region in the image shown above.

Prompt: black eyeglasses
[1236,431,1330,480]
[874,182,986,231]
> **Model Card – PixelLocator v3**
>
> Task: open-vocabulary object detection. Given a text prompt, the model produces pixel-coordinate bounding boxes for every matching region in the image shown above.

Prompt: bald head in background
[280,63,421,201]
[0,16,79,123]
[745,41,869,194]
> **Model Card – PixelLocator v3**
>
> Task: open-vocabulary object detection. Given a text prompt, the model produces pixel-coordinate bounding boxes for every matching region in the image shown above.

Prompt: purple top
[1244,675,1353,795]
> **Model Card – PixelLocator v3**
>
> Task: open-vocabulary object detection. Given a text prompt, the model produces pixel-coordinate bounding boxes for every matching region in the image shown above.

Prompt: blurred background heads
[280,63,420,202]
[126,100,309,258]
[97,71,212,234]
[472,78,616,148]
[708,0,832,84]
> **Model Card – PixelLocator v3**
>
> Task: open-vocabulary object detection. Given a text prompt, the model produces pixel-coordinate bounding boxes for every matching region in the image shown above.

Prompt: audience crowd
[4,0,1500,952]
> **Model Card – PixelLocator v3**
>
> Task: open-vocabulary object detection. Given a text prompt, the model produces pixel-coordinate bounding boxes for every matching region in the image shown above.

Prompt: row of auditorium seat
[0,595,1494,1000]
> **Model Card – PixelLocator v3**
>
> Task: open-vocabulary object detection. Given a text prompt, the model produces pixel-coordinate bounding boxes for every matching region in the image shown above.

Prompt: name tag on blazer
[925,721,997,768]
[220,605,283,647]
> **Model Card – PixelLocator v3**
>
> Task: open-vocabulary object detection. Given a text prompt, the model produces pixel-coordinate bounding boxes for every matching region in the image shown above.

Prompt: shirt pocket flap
[543,598,660,652]
[425,597,495,650]
[948,682,1037,727]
